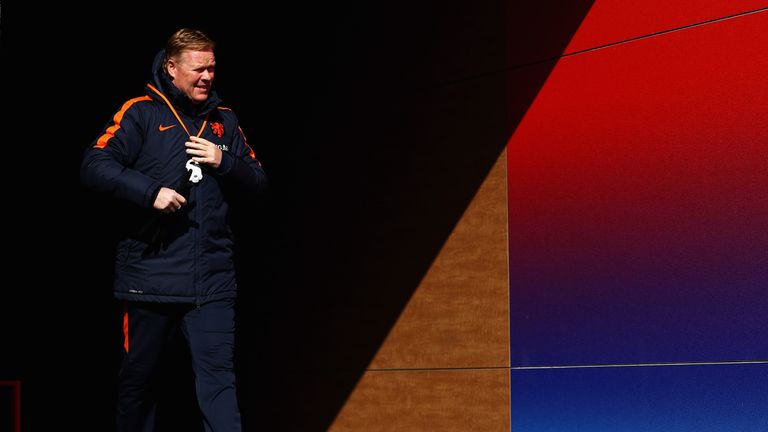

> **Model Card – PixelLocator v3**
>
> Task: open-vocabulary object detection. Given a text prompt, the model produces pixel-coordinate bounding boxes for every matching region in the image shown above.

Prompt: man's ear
[167,60,177,79]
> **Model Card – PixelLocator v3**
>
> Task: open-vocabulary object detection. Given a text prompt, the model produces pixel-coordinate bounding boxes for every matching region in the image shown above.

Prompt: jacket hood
[148,49,221,117]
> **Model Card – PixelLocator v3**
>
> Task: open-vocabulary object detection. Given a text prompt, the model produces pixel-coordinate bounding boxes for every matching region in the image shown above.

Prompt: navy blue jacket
[81,50,266,304]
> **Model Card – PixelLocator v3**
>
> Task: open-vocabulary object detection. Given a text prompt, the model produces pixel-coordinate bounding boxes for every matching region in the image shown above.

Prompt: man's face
[167,49,216,104]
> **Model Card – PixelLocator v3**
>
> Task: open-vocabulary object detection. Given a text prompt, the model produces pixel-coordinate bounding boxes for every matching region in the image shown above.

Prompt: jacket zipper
[194,156,201,308]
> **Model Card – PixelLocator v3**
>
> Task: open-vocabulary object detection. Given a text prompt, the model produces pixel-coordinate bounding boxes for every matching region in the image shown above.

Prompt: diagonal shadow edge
[0,1,599,431]
[236,2,598,431]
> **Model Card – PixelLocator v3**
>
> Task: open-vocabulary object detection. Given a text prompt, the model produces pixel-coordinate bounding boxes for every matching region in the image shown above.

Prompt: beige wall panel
[329,369,510,432]
[369,150,509,369]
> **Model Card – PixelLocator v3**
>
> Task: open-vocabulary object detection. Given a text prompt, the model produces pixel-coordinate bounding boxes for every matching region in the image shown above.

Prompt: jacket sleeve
[80,100,163,208]
[215,115,267,194]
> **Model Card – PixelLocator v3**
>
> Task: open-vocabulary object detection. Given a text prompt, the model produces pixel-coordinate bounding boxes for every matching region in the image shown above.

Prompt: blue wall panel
[512,364,768,431]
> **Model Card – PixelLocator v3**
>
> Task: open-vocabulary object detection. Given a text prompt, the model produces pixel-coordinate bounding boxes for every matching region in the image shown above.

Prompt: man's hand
[153,187,187,213]
[185,136,222,168]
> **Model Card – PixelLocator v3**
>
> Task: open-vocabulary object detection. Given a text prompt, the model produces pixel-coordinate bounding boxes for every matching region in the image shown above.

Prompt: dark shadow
[233,1,597,431]
[0,1,594,430]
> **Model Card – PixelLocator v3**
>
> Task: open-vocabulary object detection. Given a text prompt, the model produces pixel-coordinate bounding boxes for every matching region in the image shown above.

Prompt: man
[81,28,266,432]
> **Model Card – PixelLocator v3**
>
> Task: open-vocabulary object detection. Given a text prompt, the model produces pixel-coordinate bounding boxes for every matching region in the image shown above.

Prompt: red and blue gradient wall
[509,2,768,429]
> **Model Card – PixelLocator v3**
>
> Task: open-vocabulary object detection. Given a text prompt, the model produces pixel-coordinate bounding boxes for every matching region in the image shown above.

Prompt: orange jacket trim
[94,96,152,148]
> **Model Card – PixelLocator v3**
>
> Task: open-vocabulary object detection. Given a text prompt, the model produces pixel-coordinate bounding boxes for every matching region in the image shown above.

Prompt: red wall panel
[508,9,768,365]
[565,1,768,53]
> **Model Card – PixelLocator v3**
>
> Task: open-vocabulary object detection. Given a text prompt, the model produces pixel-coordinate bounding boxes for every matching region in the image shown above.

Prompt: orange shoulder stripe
[238,126,256,159]
[217,106,232,111]
[94,96,152,148]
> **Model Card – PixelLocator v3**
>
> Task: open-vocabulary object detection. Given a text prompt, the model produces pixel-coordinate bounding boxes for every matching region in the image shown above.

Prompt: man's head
[164,29,216,104]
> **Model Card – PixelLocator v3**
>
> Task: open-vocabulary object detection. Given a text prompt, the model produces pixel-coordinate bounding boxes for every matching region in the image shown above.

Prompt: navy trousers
[116,299,241,432]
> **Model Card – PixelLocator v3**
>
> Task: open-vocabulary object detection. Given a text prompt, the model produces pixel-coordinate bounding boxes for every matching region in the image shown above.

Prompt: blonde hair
[164,28,215,72]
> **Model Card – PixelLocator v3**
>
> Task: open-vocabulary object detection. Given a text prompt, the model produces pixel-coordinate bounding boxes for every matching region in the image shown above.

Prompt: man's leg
[183,298,241,432]
[117,302,180,432]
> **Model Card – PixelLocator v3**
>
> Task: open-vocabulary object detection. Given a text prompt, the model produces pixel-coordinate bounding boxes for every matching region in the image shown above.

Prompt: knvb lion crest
[210,122,225,138]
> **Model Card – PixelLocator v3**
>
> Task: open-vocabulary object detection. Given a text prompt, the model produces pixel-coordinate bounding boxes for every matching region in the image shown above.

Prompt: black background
[0,1,591,430]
